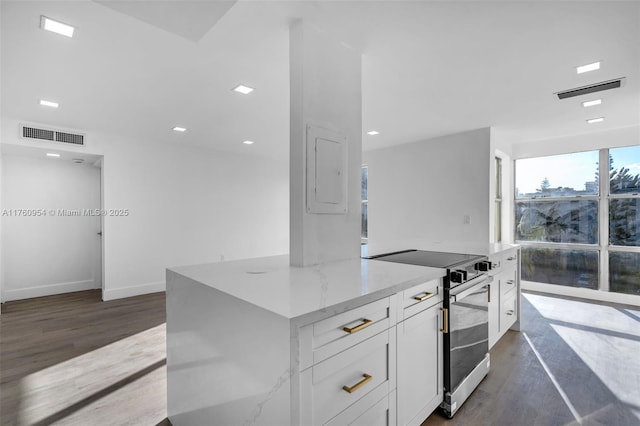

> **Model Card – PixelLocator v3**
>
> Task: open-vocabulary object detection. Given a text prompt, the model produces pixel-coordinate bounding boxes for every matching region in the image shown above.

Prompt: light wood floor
[2,290,639,426]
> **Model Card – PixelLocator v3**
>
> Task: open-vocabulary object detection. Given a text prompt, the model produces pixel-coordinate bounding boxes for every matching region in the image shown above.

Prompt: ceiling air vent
[22,126,54,141]
[55,131,84,145]
[555,77,626,100]
[20,124,85,146]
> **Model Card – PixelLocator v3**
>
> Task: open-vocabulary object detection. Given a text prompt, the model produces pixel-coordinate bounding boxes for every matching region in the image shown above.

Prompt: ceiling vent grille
[55,131,84,145]
[555,77,626,100]
[22,126,54,141]
[20,124,85,146]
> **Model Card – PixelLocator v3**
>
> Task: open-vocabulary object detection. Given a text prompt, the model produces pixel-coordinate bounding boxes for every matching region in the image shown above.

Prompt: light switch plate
[306,124,348,214]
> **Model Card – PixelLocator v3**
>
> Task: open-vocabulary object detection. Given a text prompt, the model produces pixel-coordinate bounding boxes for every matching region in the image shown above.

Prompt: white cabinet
[300,327,395,425]
[488,276,500,348]
[299,296,397,426]
[301,279,444,426]
[487,247,520,348]
[397,299,443,426]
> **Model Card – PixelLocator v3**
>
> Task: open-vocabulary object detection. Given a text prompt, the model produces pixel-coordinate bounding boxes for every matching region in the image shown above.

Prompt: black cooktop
[367,249,484,269]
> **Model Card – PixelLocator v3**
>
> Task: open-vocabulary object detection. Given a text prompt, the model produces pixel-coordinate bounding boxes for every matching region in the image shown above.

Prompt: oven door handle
[450,275,493,302]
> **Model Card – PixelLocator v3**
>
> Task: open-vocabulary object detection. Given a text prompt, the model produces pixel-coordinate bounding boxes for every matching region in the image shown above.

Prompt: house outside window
[515,147,640,296]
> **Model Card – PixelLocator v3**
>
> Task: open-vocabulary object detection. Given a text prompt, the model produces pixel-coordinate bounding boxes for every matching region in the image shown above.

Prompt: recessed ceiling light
[586,117,605,124]
[243,140,254,145]
[582,99,602,108]
[232,85,254,95]
[39,99,59,108]
[367,130,380,136]
[46,153,60,157]
[576,61,600,74]
[172,127,187,132]
[40,16,75,38]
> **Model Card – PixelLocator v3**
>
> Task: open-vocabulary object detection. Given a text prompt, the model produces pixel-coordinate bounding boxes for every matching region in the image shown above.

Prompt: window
[515,147,640,295]
[608,146,640,295]
[361,165,368,244]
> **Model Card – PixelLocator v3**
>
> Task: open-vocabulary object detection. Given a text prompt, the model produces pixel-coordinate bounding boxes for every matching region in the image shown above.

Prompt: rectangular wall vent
[555,77,626,100]
[55,131,84,145]
[22,126,54,141]
[20,124,85,146]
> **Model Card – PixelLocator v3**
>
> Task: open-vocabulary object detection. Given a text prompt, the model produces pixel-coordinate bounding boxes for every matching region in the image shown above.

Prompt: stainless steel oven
[442,274,491,417]
[367,249,492,418]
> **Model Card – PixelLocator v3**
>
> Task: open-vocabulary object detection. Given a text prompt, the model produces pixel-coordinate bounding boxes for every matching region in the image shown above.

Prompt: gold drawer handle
[507,256,516,261]
[414,292,435,302]
[506,280,514,285]
[440,307,449,334]
[506,310,515,316]
[342,374,372,393]
[343,319,373,334]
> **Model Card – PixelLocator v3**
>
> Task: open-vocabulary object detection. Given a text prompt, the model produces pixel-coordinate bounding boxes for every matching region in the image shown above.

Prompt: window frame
[514,147,640,294]
[361,165,368,245]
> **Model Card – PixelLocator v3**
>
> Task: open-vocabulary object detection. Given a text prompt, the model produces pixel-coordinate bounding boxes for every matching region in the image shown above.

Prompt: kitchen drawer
[300,297,393,369]
[324,387,396,426]
[500,293,517,331]
[499,268,517,298]
[399,279,441,321]
[488,253,502,275]
[503,250,518,269]
[301,329,395,426]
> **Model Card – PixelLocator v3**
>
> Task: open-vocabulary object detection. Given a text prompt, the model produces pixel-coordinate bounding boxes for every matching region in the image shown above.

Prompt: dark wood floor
[2,290,639,425]
[423,291,640,426]
[0,290,170,426]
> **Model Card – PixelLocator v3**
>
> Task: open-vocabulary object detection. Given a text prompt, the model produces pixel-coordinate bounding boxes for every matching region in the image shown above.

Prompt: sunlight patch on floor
[551,323,640,422]
[18,323,167,425]
[524,293,640,337]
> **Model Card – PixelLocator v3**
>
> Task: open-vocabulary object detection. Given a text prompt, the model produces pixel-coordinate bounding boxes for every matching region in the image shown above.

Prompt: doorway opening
[0,144,104,302]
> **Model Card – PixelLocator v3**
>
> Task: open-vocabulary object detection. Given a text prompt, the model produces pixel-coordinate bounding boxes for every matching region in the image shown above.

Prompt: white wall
[2,155,101,301]
[1,117,289,301]
[363,128,491,245]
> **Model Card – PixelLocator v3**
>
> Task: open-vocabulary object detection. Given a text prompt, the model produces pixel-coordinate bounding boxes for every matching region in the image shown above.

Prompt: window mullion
[599,149,610,292]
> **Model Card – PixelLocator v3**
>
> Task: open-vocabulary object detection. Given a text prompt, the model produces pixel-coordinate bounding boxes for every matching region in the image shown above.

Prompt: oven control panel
[449,259,489,285]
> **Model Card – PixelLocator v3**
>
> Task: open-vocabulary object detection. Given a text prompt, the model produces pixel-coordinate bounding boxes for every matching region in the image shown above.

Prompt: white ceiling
[2,1,639,161]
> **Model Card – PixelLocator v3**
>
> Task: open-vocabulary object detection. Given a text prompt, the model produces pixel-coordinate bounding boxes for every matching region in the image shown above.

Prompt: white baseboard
[3,279,97,302]
[102,281,165,301]
[522,280,640,307]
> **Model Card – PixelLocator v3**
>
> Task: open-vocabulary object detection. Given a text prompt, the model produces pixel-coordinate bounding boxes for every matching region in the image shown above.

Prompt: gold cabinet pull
[414,292,434,302]
[507,256,516,261]
[342,374,372,393]
[343,319,373,334]
[506,310,515,316]
[506,280,514,285]
[440,307,449,334]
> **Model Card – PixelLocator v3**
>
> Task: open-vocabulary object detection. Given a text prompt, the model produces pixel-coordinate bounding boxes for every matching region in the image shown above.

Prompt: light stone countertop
[168,254,445,326]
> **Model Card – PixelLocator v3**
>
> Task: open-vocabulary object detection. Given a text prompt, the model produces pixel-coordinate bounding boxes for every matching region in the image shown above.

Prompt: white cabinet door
[488,276,500,348]
[397,303,443,426]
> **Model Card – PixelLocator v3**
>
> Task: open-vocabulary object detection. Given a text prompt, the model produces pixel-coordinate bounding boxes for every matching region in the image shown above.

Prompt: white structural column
[289,20,363,267]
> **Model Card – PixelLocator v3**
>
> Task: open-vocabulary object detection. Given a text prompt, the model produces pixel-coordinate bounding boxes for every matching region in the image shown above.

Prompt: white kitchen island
[166,255,446,426]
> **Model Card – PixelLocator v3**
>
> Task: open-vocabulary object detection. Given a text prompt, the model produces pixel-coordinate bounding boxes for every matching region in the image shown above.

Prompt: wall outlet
[463,214,471,224]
